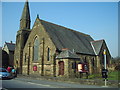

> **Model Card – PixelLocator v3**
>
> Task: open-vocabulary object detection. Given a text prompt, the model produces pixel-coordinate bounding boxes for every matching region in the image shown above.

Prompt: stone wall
[14,29,31,74]
[56,59,69,77]
[22,19,56,76]
[68,59,80,78]
[76,54,97,74]
[53,53,102,78]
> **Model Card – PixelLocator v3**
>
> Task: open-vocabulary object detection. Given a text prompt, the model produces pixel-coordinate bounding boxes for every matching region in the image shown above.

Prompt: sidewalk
[16,74,119,88]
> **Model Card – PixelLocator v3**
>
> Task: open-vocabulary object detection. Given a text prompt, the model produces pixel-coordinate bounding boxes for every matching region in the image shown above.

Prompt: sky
[1,1,119,57]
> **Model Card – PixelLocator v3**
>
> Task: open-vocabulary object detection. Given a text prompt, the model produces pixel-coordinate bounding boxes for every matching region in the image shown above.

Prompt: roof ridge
[91,39,104,42]
[40,19,90,36]
[5,42,15,45]
[56,49,79,59]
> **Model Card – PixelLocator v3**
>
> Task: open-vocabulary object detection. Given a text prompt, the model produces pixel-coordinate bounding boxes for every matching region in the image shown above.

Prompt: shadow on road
[0,77,17,80]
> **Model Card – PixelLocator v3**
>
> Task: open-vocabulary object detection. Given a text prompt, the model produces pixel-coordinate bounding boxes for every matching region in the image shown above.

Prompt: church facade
[14,1,111,78]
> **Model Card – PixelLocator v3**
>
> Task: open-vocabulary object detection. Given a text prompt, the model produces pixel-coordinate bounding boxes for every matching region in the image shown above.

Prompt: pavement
[16,74,119,88]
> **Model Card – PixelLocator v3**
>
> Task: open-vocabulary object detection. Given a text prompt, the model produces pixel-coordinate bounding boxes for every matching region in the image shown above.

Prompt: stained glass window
[33,37,39,61]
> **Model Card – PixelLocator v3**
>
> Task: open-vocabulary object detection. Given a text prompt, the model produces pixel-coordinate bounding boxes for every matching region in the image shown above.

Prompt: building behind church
[2,41,15,68]
[14,1,111,78]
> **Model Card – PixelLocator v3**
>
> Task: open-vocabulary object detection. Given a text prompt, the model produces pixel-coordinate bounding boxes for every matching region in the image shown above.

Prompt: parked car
[0,68,11,79]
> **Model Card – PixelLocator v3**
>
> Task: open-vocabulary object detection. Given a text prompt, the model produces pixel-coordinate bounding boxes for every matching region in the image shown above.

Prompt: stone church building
[14,1,111,78]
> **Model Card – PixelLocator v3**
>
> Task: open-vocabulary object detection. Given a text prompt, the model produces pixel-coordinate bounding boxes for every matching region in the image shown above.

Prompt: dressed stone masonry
[14,0,111,78]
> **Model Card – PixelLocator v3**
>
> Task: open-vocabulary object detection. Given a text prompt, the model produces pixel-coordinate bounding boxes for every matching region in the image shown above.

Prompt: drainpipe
[27,43,31,75]
[41,38,45,76]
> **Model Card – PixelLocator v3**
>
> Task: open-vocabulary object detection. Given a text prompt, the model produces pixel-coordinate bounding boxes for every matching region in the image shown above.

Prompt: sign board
[33,65,37,71]
[78,63,88,72]
[78,64,82,72]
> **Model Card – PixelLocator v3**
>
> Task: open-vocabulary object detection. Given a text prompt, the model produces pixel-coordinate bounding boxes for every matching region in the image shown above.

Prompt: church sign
[33,65,37,71]
[78,64,88,73]
[78,64,82,72]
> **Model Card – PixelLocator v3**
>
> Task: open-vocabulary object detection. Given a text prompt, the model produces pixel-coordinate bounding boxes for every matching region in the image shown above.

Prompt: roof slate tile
[40,19,95,55]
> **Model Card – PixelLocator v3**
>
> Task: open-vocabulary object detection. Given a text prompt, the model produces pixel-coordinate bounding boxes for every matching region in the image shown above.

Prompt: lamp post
[103,49,108,87]
[103,49,107,70]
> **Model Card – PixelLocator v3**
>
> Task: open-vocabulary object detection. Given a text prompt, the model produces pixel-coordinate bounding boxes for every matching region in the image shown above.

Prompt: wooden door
[59,61,64,75]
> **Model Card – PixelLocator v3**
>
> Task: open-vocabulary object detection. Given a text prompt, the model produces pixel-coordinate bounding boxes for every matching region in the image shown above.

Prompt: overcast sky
[1,1,119,57]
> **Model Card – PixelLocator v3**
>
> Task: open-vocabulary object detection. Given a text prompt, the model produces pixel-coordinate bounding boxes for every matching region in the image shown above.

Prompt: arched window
[33,37,40,61]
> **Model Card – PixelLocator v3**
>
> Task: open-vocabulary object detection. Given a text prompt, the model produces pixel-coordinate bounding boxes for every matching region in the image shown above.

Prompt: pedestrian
[11,67,17,78]
[14,67,17,77]
[7,66,12,73]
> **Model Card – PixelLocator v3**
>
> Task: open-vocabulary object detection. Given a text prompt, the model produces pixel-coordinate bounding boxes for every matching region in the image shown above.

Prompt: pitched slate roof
[5,42,15,51]
[40,19,95,55]
[56,50,80,59]
[91,40,104,55]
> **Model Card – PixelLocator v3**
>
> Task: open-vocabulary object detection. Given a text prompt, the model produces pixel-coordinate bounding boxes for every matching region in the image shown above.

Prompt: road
[1,77,114,89]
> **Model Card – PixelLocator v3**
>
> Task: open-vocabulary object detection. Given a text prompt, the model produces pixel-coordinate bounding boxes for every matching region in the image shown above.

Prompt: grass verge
[88,71,119,80]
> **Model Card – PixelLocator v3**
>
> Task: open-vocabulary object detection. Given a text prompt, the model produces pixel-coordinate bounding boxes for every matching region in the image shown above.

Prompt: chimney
[62,48,69,51]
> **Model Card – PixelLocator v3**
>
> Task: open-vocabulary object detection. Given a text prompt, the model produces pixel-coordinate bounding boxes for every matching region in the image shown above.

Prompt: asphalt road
[1,77,114,89]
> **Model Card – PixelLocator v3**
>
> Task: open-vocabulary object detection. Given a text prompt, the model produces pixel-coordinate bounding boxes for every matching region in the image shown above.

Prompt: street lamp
[102,49,108,87]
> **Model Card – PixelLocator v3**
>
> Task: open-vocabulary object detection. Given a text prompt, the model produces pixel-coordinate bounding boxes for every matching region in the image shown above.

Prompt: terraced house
[14,1,111,78]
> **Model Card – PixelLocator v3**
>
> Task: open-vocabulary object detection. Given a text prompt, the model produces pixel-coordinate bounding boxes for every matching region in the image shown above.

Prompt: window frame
[33,36,40,61]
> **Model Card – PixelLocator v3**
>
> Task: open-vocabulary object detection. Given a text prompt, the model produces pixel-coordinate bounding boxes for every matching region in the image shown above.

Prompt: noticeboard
[33,65,37,71]
[78,64,82,72]
[78,64,88,72]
